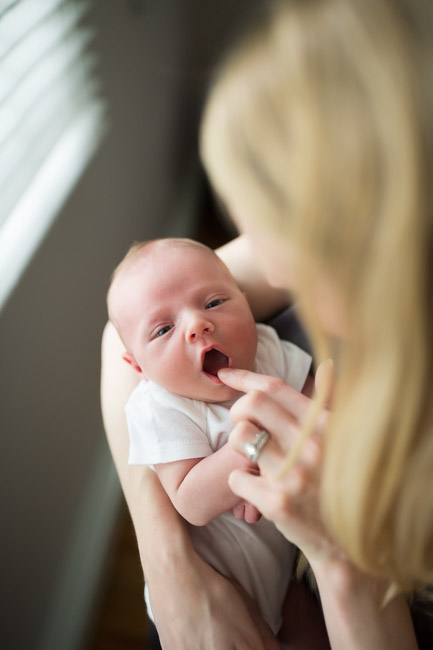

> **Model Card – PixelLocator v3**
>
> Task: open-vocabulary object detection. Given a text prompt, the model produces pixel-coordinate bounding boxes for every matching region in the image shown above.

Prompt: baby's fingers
[244,502,262,524]
[231,503,246,520]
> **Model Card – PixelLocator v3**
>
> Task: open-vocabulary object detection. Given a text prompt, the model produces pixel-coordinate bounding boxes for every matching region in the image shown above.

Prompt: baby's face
[116,244,258,402]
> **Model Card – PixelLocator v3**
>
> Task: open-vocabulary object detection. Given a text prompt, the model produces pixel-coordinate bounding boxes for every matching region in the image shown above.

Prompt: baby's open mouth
[202,349,229,376]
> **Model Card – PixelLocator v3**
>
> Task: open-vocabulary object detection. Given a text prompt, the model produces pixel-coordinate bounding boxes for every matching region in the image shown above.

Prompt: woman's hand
[218,362,339,565]
[219,365,419,650]
[149,549,280,650]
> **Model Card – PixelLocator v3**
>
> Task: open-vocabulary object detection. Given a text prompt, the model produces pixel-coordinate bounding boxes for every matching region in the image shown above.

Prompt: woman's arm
[100,321,279,650]
[311,559,417,650]
[220,366,419,650]
[216,235,289,321]
[101,322,182,574]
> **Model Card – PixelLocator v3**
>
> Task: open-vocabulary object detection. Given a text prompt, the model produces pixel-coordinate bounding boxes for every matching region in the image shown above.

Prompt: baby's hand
[231,501,262,524]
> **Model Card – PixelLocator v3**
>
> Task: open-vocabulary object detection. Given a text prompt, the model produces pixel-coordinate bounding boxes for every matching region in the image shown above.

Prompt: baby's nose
[186,316,214,342]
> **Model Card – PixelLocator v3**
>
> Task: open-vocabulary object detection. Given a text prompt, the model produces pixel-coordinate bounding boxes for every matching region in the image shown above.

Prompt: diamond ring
[243,429,271,463]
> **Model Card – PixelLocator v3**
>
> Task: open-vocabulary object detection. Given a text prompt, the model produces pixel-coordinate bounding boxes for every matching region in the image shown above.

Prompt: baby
[107,237,312,635]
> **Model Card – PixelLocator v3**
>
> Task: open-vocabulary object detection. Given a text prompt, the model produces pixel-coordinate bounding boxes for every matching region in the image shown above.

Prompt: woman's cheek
[247,227,299,293]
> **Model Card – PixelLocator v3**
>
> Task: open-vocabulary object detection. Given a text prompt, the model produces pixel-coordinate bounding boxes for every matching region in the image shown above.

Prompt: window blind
[0,0,107,309]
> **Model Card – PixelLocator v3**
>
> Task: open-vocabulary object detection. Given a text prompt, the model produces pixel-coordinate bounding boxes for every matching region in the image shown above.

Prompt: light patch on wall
[0,105,106,310]
[0,0,107,311]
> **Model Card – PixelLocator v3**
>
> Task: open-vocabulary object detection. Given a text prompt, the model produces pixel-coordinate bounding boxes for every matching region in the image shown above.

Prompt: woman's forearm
[100,322,193,575]
[216,235,289,321]
[311,558,418,650]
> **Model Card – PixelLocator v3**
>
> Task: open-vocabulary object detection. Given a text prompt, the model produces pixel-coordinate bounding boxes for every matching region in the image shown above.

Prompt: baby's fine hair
[107,237,232,324]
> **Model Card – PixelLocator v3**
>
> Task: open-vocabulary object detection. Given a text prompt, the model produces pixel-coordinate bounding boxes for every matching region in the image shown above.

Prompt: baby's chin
[203,385,239,404]
[173,383,239,404]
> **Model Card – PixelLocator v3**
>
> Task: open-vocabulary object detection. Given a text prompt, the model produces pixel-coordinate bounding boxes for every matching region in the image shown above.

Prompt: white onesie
[126,323,312,634]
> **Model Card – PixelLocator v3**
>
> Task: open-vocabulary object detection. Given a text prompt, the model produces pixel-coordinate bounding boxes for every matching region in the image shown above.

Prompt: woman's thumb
[315,358,335,408]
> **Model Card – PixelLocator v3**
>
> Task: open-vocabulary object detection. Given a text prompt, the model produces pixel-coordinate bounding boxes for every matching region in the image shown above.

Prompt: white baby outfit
[126,323,312,634]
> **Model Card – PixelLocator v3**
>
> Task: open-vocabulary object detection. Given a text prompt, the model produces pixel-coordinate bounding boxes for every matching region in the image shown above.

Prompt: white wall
[0,2,259,648]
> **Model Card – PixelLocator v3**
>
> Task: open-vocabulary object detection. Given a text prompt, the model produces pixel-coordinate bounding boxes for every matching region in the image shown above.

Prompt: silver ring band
[243,430,270,463]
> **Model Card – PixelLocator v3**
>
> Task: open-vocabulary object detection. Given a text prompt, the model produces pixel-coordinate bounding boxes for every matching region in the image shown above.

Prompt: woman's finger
[229,419,321,473]
[229,420,285,474]
[230,395,299,451]
[218,368,312,422]
[314,359,335,409]
[228,469,306,522]
[230,391,323,468]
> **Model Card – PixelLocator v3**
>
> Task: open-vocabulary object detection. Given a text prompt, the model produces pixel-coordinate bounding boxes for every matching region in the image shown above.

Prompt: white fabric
[126,323,312,633]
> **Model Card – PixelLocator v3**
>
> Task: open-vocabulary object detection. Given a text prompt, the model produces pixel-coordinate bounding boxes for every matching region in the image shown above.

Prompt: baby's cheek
[238,325,258,369]
[157,356,183,390]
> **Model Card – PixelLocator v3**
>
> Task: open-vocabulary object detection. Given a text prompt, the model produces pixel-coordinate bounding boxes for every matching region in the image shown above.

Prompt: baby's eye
[206,298,224,309]
[156,325,172,337]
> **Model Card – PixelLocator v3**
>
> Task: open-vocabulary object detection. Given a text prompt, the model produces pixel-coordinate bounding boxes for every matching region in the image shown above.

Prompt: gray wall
[0,2,261,649]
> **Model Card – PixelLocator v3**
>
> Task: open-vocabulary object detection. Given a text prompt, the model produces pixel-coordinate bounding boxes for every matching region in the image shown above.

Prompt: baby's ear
[122,352,146,378]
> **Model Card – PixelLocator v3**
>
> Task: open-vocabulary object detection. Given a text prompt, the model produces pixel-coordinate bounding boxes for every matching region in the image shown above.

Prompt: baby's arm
[154,443,258,526]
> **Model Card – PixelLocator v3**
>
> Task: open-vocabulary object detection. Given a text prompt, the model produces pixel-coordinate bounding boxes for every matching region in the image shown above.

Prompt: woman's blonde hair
[201,0,433,592]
